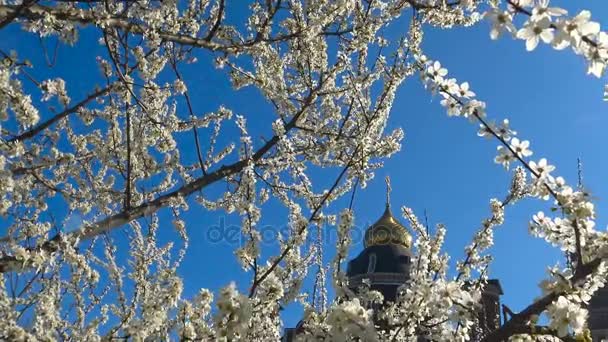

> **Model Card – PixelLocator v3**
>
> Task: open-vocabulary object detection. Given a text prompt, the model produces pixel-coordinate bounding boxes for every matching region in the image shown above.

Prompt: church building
[283,191,608,341]
[345,199,503,338]
[589,286,608,341]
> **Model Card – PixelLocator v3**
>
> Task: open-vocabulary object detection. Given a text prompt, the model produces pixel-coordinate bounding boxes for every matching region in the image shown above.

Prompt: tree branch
[0,3,365,53]
[0,87,319,273]
[5,85,112,143]
[482,257,602,342]
[0,4,225,50]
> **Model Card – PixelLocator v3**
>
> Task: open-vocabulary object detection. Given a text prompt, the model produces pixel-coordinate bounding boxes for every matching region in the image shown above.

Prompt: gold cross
[385,176,391,207]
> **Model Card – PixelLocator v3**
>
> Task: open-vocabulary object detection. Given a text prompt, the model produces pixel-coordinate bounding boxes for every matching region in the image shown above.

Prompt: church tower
[345,199,413,303]
[283,180,505,341]
[344,179,503,337]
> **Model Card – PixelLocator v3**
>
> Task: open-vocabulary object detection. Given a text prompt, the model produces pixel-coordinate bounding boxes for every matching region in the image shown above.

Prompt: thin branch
[423,65,587,271]
[507,0,599,50]
[0,3,367,53]
[168,53,207,175]
[0,86,320,273]
[5,85,112,143]
[482,258,601,341]
[204,0,225,41]
[249,156,355,297]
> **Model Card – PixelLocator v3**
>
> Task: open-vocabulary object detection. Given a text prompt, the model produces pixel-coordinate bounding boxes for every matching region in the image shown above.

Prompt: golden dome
[364,205,412,248]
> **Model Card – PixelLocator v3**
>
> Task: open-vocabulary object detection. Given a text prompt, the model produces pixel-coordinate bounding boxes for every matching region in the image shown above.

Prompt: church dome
[364,204,412,248]
[346,179,414,303]
[346,244,412,277]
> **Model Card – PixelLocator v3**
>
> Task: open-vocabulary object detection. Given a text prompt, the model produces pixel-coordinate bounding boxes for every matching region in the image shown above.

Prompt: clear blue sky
[2,0,608,330]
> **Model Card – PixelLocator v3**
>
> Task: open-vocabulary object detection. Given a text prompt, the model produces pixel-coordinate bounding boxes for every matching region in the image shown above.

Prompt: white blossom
[427,61,448,83]
[40,78,70,105]
[485,7,516,40]
[517,17,554,51]
[546,296,587,337]
[529,158,555,179]
[531,0,567,21]
[509,137,533,158]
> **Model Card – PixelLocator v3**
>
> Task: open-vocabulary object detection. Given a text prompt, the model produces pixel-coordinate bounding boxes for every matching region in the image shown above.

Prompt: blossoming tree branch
[0,0,607,340]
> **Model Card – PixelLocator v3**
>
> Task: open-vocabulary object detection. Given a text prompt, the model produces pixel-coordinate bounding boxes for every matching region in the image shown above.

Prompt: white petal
[517,27,534,39]
[548,7,567,17]
[579,21,600,36]
[526,36,540,51]
[587,61,605,78]
[540,30,554,43]
[575,10,591,22]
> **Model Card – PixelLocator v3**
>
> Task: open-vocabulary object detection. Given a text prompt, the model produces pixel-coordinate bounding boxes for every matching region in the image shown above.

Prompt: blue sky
[2,0,608,331]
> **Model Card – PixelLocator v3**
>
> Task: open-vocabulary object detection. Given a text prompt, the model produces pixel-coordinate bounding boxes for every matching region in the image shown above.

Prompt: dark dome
[364,205,412,248]
[346,244,412,277]
[346,244,412,302]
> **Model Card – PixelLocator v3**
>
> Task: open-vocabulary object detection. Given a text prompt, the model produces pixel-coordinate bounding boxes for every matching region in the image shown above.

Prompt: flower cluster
[40,78,70,106]
[421,55,607,338]
[487,0,608,78]
[546,296,587,337]
[382,209,481,341]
